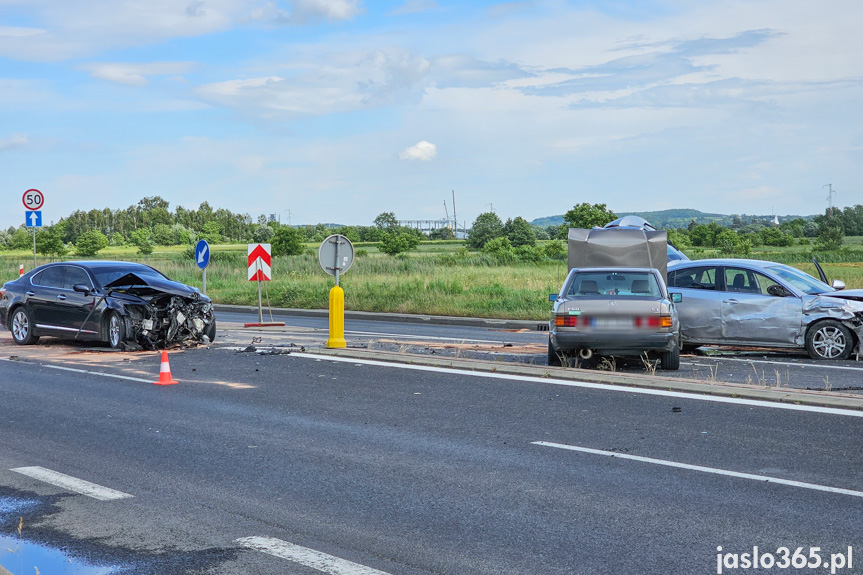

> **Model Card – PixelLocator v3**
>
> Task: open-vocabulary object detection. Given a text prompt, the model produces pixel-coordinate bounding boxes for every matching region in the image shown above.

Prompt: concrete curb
[306,346,863,411]
[214,304,544,330]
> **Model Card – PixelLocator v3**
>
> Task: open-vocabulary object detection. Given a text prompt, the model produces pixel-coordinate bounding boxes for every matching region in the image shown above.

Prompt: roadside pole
[318,235,354,348]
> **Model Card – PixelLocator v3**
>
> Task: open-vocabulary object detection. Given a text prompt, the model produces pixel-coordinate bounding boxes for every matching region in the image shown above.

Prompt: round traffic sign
[195,239,211,269]
[23,189,44,211]
[318,234,354,278]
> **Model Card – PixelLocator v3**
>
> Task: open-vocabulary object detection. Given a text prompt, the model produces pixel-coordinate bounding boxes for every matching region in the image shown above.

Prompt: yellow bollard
[326,285,346,348]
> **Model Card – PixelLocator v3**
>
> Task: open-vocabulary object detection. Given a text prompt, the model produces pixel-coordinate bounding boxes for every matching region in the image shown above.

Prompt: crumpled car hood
[823,288,863,303]
[105,272,204,301]
[104,272,214,351]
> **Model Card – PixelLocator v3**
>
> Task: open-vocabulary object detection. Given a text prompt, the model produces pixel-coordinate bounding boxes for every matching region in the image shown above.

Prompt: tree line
[1,196,860,259]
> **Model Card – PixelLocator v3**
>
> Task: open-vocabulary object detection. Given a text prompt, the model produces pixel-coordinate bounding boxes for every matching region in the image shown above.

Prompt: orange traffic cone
[153,350,178,385]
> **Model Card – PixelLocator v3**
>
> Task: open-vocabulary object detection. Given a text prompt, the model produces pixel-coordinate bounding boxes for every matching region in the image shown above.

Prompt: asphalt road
[2,343,863,575]
[217,308,863,393]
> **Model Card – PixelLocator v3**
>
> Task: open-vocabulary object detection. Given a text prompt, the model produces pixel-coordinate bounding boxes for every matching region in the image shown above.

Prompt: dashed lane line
[10,466,133,501]
[533,442,863,499]
[237,537,392,575]
[0,357,153,384]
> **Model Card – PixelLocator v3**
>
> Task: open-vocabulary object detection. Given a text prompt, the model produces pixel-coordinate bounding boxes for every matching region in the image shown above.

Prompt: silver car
[667,259,863,360]
[548,267,681,370]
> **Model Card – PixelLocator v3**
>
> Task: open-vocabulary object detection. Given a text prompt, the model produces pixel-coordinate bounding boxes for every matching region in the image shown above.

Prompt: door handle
[724,299,739,304]
[57,294,67,301]
[26,291,36,297]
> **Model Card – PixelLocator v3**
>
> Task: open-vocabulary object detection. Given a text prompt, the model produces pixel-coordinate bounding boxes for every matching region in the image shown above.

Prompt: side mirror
[671,292,682,303]
[549,294,558,302]
[832,279,846,291]
[72,284,91,295]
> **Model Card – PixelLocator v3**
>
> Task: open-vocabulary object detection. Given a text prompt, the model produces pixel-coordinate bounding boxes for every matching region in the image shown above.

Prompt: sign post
[195,239,210,294]
[244,243,285,328]
[318,235,354,348]
[23,189,44,267]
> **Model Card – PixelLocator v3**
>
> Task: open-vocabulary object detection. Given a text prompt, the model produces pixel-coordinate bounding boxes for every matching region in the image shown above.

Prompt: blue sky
[1,0,861,230]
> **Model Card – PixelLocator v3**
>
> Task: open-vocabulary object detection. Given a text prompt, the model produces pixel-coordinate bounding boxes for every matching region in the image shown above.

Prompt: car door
[29,265,67,331]
[61,265,100,337]
[719,266,803,345]
[668,265,723,344]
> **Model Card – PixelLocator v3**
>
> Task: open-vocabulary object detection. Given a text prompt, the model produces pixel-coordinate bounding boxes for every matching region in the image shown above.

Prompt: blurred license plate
[591,317,634,329]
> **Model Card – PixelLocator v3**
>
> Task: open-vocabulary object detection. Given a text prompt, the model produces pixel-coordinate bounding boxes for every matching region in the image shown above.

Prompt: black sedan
[0,261,216,350]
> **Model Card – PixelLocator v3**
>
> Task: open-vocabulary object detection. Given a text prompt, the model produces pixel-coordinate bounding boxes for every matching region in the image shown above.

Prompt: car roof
[35,260,155,269]
[668,258,785,269]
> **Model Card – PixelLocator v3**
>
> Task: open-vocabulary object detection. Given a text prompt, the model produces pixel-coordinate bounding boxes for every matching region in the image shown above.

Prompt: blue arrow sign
[25,210,42,227]
[195,239,210,269]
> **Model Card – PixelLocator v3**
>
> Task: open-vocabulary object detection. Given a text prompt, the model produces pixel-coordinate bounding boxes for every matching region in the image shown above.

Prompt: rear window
[669,266,717,290]
[567,271,660,297]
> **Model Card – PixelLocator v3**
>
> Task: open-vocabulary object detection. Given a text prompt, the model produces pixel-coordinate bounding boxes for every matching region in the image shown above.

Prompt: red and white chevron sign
[247,243,272,281]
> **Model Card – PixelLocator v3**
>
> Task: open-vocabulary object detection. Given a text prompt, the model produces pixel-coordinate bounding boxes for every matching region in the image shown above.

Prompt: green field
[2,239,862,321]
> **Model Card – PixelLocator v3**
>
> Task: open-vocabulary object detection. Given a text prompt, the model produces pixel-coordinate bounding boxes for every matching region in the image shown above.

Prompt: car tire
[204,319,216,343]
[660,343,680,371]
[547,339,563,367]
[805,319,853,360]
[10,307,39,345]
[107,312,126,350]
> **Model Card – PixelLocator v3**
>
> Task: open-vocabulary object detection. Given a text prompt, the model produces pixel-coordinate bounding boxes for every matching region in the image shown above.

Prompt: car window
[32,266,66,288]
[91,265,168,287]
[765,265,831,295]
[668,266,717,290]
[724,268,759,293]
[64,266,93,290]
[566,271,660,297]
[724,268,780,295]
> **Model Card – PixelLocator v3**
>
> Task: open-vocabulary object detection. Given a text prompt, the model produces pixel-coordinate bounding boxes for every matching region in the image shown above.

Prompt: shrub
[75,230,109,256]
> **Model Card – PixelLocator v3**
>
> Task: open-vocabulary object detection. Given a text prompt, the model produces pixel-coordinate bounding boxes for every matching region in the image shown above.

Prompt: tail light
[555,315,590,327]
[634,315,673,328]
[557,314,672,328]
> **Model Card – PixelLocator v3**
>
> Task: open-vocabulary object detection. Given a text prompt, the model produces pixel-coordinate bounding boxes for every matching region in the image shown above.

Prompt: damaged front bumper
[123,296,215,350]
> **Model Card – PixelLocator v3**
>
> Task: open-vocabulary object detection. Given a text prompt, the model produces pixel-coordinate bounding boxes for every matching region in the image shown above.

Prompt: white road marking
[533,441,863,498]
[237,536,392,575]
[10,466,133,501]
[294,353,863,417]
[0,357,153,384]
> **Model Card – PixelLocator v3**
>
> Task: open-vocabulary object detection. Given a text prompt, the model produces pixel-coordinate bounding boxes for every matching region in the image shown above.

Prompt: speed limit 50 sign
[23,189,44,211]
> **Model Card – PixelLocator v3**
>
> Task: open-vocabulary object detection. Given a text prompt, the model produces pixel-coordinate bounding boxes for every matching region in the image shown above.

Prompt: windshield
[566,271,661,297]
[766,265,832,295]
[91,265,169,288]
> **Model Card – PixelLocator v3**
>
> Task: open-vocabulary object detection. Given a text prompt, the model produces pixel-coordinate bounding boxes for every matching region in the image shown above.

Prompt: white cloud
[0,134,29,152]
[390,0,438,16]
[84,62,197,86]
[399,141,436,161]
[253,0,364,24]
[290,0,363,23]
[197,49,430,116]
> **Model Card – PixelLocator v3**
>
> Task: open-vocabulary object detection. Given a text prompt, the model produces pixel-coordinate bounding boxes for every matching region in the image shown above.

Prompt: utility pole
[823,184,837,214]
[443,200,452,238]
[451,190,458,239]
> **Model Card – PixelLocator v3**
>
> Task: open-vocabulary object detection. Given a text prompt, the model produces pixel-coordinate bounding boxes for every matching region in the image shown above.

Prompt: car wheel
[660,343,680,370]
[204,319,216,343]
[108,312,126,350]
[805,320,853,360]
[10,307,39,345]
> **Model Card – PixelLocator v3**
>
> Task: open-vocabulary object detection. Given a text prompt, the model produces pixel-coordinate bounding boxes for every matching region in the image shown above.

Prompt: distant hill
[531,209,816,229]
